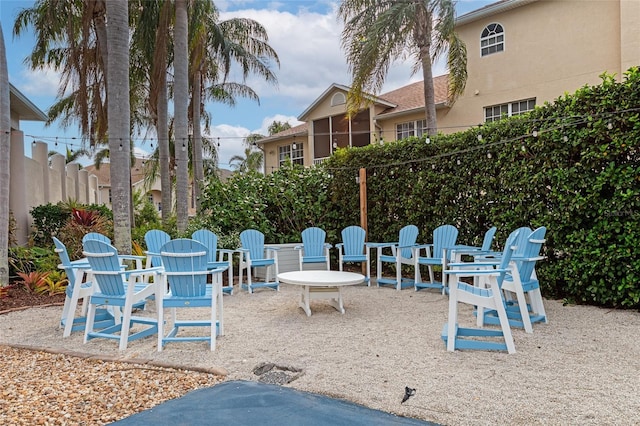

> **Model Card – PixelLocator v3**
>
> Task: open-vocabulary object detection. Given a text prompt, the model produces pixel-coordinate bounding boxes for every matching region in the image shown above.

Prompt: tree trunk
[415,5,437,135]
[174,0,189,232]
[0,26,11,286]
[158,72,172,224]
[105,0,132,253]
[192,69,204,213]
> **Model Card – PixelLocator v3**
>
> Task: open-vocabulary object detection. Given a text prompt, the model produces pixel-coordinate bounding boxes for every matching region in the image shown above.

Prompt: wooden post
[359,168,367,275]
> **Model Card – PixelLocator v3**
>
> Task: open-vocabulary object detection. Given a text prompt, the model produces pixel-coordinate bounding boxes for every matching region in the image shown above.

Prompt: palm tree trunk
[105,0,132,253]
[415,5,437,136]
[174,0,189,232]
[192,69,204,213]
[0,26,11,285]
[158,72,172,224]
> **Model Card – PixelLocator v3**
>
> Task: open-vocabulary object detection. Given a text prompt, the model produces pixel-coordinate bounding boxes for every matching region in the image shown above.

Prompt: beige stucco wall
[262,0,637,173]
[440,0,625,130]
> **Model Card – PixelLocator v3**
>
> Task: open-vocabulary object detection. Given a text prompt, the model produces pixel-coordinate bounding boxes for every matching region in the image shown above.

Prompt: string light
[607,122,613,130]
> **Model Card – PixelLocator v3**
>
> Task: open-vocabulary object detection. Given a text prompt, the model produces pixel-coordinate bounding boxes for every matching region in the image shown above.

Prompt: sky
[0,0,494,169]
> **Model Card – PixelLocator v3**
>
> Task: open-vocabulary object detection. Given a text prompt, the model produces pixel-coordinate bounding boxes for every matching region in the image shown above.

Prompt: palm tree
[105,0,132,252]
[188,3,279,212]
[338,0,467,135]
[14,0,110,146]
[229,147,263,173]
[130,0,173,225]
[0,25,10,286]
[174,0,189,233]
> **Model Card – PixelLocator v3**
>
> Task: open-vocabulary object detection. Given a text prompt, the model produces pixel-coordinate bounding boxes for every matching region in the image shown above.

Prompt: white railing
[313,157,329,165]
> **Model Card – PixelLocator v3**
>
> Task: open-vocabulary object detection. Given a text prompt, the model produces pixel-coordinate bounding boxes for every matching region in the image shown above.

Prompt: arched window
[331,92,346,106]
[481,23,504,56]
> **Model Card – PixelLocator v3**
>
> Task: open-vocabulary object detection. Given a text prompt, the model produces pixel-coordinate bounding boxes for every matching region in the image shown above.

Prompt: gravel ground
[2,282,640,425]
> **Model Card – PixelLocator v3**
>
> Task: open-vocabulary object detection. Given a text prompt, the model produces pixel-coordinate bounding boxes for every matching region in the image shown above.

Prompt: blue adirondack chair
[83,232,146,268]
[414,224,459,293]
[82,239,161,351]
[481,226,548,333]
[335,226,371,285]
[371,225,419,290]
[191,229,235,295]
[145,229,171,268]
[157,239,224,351]
[294,227,332,271]
[442,231,519,354]
[238,229,279,293]
[82,232,111,245]
[54,237,113,337]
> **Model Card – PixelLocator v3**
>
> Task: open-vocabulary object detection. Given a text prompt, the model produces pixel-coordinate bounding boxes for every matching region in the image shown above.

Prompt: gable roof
[261,75,450,142]
[297,83,396,121]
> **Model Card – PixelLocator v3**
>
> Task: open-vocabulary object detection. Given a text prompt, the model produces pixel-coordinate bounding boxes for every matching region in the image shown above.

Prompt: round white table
[277,271,365,316]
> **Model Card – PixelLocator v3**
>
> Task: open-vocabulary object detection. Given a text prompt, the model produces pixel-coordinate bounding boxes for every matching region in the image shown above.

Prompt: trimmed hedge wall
[201,68,640,308]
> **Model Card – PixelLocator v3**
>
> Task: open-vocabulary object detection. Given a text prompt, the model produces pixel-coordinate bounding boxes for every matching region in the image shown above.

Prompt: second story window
[484,98,536,122]
[279,143,304,167]
[481,23,504,56]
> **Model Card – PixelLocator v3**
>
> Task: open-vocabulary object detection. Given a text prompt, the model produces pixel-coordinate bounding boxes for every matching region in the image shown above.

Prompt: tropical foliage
[338,0,466,134]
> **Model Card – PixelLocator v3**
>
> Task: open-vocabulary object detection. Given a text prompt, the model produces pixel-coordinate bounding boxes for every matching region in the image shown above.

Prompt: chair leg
[119,300,134,351]
[395,257,402,291]
[157,296,164,352]
[84,301,96,344]
[247,266,253,294]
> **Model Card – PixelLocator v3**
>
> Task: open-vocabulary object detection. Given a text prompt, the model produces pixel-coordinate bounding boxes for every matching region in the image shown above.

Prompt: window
[481,23,504,56]
[279,143,304,167]
[484,98,536,122]
[396,119,427,140]
[331,92,346,106]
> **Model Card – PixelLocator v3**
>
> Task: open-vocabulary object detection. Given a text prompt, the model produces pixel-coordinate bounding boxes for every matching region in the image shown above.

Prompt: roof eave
[455,0,539,26]
[375,102,448,121]
[10,83,48,122]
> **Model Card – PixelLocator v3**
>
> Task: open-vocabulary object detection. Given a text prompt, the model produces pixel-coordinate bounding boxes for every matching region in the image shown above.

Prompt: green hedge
[201,68,639,308]
[324,69,640,308]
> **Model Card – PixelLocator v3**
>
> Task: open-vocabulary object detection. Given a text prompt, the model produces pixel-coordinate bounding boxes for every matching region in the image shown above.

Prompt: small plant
[0,285,10,299]
[35,274,68,296]
[16,271,50,293]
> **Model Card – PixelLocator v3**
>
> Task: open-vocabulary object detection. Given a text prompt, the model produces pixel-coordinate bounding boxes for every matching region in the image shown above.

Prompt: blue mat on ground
[111,380,436,426]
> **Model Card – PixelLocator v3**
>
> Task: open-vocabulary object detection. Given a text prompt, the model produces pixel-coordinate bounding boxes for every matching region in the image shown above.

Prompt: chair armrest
[323,243,333,249]
[367,242,397,248]
[265,246,281,251]
[218,249,235,254]
[335,243,344,249]
[294,245,302,250]
[445,268,508,277]
[118,254,146,261]
[511,256,546,262]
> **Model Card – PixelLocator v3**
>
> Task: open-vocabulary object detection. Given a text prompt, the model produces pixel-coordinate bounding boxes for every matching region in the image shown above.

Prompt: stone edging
[2,343,229,377]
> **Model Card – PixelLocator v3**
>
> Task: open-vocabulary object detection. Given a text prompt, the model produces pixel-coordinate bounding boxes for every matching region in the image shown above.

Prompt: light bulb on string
[425,137,430,144]
[182,142,186,152]
[477,134,483,141]
[532,130,538,138]
[217,137,220,148]
[563,135,569,142]
[607,122,613,130]
[487,152,492,159]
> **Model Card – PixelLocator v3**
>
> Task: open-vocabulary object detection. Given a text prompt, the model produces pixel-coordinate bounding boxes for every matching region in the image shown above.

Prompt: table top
[278,270,365,287]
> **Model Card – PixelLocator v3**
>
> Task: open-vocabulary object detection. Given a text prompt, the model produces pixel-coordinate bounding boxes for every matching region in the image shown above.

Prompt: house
[258,0,639,173]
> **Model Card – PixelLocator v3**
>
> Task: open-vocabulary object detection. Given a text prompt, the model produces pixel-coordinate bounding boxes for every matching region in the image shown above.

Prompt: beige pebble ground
[2,282,640,425]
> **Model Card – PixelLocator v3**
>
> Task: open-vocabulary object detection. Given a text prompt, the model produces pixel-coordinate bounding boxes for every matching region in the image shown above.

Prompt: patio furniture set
[53,224,547,355]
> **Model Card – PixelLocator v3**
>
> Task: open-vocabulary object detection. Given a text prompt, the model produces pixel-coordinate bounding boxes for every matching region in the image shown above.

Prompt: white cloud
[19,66,64,98]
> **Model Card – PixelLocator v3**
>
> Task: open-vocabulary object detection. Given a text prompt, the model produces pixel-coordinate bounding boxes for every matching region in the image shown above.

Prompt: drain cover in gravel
[253,362,304,385]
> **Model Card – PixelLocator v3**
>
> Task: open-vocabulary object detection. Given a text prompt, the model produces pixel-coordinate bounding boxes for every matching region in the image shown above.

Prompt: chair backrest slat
[240,229,266,260]
[516,227,547,282]
[145,230,171,267]
[481,226,497,252]
[341,226,366,256]
[398,225,419,259]
[192,229,218,263]
[160,239,209,297]
[433,224,459,259]
[82,232,111,245]
[301,227,327,257]
[83,240,125,296]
